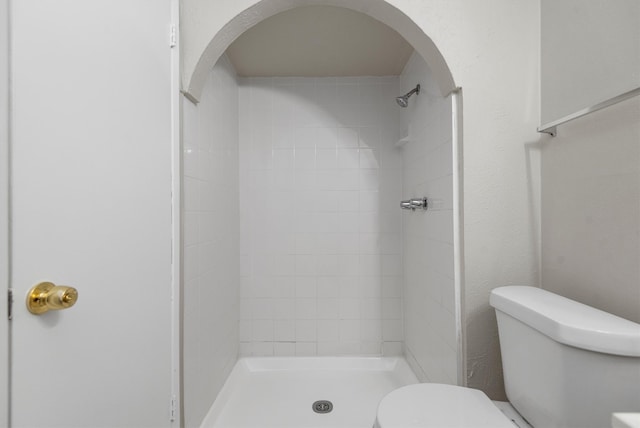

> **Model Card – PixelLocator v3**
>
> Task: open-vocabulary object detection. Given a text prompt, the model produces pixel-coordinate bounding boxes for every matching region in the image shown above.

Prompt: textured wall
[238,76,404,356]
[541,97,640,324]
[540,0,640,124]
[400,52,456,384]
[182,55,240,428]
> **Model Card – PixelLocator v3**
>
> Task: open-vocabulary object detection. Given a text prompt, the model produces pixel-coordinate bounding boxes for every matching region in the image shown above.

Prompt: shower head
[395,96,409,108]
[396,84,420,107]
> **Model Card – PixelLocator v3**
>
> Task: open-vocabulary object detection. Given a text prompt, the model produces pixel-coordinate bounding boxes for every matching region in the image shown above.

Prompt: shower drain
[312,400,333,414]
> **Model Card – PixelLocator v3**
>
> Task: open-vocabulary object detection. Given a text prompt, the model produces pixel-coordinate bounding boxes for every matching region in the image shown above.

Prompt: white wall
[541,96,640,323]
[399,52,456,384]
[182,54,240,428]
[540,0,640,124]
[180,0,542,399]
[238,76,404,356]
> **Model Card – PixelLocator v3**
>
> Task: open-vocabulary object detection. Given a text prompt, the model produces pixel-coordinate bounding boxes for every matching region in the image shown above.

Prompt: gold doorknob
[26,282,78,315]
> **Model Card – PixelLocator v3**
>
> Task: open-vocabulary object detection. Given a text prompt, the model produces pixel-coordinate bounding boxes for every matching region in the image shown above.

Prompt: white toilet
[374,286,640,427]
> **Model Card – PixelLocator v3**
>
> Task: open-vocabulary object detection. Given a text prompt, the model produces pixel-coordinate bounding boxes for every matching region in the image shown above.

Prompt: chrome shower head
[396,84,420,107]
[395,96,409,108]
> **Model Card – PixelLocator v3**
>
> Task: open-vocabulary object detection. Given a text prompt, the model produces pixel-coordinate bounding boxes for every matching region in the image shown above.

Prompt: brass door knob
[26,282,78,315]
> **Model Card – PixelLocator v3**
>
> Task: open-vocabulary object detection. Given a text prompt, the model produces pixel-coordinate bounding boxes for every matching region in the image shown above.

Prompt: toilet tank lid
[490,286,640,357]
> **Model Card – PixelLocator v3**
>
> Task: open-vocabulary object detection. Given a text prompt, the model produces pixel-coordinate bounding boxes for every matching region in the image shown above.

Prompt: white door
[9,1,177,427]
[0,0,9,424]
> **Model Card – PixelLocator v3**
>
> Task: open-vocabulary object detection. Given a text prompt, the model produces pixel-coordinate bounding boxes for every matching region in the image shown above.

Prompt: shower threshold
[201,357,418,428]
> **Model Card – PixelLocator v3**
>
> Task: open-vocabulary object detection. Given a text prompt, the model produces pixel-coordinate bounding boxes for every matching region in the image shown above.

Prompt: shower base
[201,357,418,428]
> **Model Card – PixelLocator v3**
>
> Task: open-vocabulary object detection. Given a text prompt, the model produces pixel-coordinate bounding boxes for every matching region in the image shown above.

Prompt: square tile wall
[399,52,457,384]
[182,55,240,428]
[238,76,404,356]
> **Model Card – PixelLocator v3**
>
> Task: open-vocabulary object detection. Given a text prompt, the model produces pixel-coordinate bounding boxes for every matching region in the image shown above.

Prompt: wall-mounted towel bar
[400,198,428,211]
[538,87,640,136]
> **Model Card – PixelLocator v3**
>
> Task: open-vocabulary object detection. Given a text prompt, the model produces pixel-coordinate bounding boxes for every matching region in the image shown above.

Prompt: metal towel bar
[538,87,640,136]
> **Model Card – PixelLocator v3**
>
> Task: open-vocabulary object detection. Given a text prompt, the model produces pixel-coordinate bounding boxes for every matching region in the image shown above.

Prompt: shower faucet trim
[400,197,428,211]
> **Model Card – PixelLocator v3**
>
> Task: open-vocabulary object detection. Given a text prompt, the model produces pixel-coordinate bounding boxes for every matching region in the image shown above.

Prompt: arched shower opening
[180,2,463,426]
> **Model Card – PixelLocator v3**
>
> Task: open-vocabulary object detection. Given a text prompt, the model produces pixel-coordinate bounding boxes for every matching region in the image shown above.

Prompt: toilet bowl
[374,286,640,428]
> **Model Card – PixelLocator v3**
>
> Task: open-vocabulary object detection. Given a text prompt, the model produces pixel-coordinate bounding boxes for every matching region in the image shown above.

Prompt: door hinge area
[169,24,177,48]
[7,288,13,320]
[169,395,177,422]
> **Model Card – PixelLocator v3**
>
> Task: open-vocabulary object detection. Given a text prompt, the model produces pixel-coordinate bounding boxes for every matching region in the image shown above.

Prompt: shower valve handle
[401,198,428,211]
[410,198,428,210]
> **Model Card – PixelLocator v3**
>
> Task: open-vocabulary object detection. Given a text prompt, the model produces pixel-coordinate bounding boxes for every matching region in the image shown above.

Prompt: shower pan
[200,358,418,427]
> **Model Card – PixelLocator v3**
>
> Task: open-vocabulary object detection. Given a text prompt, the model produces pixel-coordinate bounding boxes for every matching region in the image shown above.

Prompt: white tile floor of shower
[201,357,419,428]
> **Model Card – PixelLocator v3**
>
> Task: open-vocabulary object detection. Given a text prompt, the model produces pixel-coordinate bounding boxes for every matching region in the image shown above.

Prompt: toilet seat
[374,383,516,428]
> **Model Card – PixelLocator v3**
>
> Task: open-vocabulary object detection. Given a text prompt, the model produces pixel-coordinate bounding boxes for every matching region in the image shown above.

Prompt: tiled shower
[238,75,405,357]
[182,51,456,426]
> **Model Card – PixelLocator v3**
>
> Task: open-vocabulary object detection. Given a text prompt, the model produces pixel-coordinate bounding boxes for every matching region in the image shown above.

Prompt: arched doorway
[181,0,456,103]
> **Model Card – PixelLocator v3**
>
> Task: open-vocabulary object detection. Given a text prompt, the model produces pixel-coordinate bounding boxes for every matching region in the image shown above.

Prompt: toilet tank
[490,286,640,428]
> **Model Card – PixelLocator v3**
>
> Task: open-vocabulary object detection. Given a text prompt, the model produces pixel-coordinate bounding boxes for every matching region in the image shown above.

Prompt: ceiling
[225,6,414,77]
